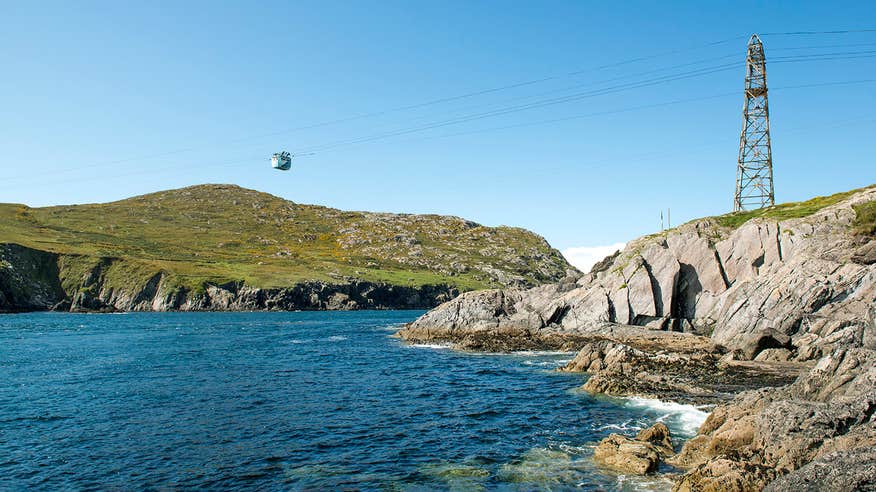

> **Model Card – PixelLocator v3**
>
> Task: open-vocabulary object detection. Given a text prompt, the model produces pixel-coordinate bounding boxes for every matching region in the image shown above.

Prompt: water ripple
[0,311,693,490]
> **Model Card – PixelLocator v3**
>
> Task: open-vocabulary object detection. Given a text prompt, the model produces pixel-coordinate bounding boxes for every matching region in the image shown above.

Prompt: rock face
[400,186,876,362]
[671,347,876,491]
[0,244,66,312]
[764,447,876,492]
[673,458,778,492]
[636,422,675,457]
[0,244,463,312]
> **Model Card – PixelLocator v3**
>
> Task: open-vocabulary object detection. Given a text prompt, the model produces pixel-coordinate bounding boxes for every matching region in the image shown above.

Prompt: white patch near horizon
[562,243,626,272]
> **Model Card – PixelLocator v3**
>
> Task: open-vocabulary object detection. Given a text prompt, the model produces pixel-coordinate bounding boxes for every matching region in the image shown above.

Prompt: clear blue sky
[1,1,874,253]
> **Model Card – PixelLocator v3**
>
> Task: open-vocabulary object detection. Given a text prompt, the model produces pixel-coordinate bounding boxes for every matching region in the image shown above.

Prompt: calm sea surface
[0,311,706,490]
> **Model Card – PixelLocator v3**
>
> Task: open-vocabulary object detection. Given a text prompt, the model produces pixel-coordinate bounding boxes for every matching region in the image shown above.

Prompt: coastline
[392,187,876,490]
[395,326,875,490]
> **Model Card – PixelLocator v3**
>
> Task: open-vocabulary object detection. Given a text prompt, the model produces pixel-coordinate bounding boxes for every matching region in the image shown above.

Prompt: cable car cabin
[271,151,292,171]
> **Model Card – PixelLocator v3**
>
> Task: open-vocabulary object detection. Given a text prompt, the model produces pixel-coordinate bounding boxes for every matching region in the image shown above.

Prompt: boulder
[636,422,674,456]
[592,434,662,475]
[754,348,792,362]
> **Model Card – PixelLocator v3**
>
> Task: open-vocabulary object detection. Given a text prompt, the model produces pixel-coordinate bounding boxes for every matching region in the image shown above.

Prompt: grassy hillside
[0,184,572,293]
[714,185,876,229]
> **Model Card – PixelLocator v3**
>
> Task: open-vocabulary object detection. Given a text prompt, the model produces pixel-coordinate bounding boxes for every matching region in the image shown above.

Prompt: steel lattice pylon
[734,34,774,212]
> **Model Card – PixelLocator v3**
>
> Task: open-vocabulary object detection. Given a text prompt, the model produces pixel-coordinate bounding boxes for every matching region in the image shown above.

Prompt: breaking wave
[622,397,710,437]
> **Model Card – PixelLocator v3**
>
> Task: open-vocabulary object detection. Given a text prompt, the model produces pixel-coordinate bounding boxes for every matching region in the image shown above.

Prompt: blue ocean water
[0,311,705,490]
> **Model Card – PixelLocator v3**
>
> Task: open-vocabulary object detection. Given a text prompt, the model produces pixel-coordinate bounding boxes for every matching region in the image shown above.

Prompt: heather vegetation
[0,184,571,296]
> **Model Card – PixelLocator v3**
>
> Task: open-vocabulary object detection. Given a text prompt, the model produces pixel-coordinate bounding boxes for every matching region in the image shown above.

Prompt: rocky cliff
[399,185,876,361]
[398,184,876,491]
[0,184,575,312]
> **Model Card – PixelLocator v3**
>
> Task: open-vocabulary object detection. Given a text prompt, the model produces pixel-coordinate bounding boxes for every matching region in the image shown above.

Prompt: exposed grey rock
[852,240,876,265]
[764,446,876,492]
[398,186,876,490]
[0,244,66,312]
[672,458,778,492]
[402,186,876,361]
[754,348,792,362]
[673,347,876,490]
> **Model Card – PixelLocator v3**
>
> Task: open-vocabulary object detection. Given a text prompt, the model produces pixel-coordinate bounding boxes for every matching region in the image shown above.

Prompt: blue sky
[1,1,874,263]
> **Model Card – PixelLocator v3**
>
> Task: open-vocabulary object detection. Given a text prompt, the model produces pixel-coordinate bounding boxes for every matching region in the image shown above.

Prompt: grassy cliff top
[713,184,876,229]
[0,184,573,290]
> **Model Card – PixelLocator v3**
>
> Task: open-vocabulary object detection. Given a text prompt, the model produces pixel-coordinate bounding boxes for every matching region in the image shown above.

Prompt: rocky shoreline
[399,323,875,491]
[0,242,463,313]
[397,186,876,491]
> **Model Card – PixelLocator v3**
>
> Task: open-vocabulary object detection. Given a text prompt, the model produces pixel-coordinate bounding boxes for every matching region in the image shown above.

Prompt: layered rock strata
[399,186,876,363]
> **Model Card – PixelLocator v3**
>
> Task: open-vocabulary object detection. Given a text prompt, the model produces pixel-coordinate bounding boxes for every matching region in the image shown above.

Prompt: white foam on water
[595,419,645,433]
[622,397,710,437]
[512,350,575,356]
[522,359,568,368]
[615,473,677,491]
[407,342,452,350]
[377,323,406,332]
[325,335,348,342]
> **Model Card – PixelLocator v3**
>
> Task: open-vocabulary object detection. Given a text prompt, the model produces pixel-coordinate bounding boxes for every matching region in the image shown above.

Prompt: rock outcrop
[593,423,675,475]
[764,446,876,492]
[0,244,464,312]
[559,335,799,404]
[398,185,876,491]
[593,435,662,475]
[669,347,876,491]
[399,185,876,362]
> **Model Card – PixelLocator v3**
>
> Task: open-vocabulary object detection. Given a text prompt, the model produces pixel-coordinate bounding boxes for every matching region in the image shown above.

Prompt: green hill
[0,184,574,312]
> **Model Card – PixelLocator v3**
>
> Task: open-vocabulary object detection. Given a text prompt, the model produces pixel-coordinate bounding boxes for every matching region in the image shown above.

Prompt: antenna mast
[734,34,774,212]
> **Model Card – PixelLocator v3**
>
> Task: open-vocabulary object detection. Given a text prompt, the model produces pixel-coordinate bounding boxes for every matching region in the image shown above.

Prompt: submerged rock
[497,448,588,485]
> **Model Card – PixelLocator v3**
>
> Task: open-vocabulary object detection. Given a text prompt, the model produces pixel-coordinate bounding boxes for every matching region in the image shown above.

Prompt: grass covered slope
[0,184,573,299]
[713,184,876,229]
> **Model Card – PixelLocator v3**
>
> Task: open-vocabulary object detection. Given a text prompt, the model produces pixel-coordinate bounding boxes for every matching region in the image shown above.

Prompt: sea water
[0,311,706,490]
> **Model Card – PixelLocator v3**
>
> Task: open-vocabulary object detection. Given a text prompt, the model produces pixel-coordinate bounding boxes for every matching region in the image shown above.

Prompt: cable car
[271,151,292,171]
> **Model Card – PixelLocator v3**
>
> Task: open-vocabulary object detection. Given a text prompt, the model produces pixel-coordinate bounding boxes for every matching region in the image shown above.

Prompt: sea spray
[622,397,710,437]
